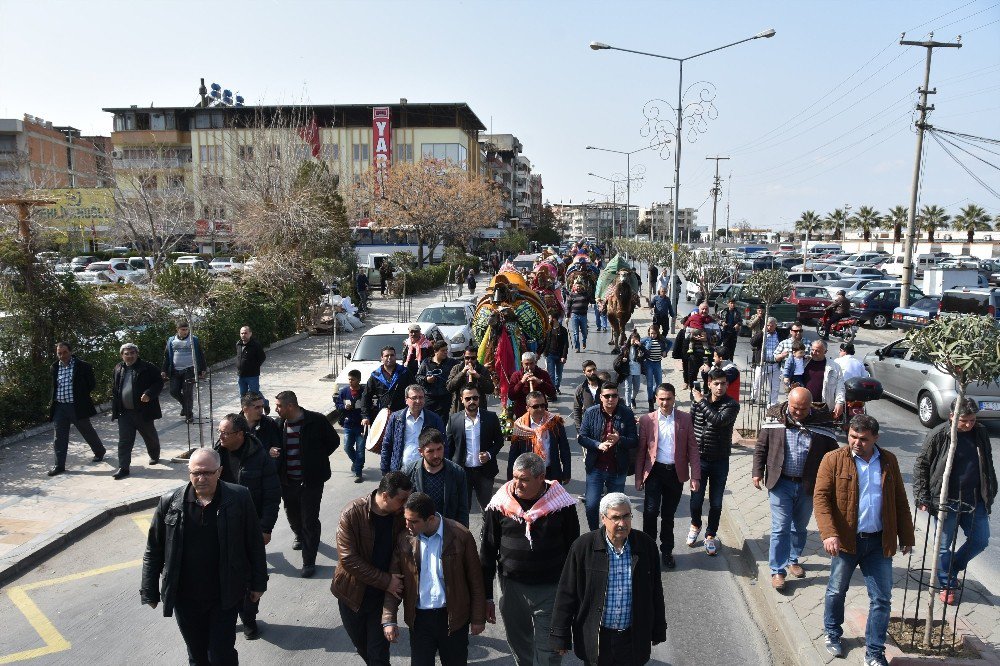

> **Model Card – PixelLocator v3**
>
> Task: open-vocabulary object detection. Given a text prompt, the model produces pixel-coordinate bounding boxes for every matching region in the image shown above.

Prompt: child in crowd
[783,340,807,388]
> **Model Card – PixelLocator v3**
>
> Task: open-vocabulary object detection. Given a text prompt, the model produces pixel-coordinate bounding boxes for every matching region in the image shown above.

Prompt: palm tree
[823,208,849,241]
[884,205,908,244]
[795,210,823,240]
[952,204,992,243]
[917,205,950,243]
[851,205,881,243]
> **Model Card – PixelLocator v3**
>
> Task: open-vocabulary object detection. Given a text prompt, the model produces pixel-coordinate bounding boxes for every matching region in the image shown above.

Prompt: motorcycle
[841,376,883,432]
[817,311,859,343]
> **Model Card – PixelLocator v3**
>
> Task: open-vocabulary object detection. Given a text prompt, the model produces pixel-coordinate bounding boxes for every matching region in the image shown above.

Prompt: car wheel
[918,392,943,428]
[872,312,889,329]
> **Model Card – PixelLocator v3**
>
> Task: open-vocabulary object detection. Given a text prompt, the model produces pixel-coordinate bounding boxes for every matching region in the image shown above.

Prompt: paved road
[0,314,790,665]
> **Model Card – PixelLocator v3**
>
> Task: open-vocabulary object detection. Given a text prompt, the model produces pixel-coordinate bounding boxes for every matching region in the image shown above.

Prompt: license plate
[979,401,1000,411]
[904,315,918,321]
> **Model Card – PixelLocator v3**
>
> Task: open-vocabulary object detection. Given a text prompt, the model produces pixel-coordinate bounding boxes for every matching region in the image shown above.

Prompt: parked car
[850,285,925,329]
[842,252,886,266]
[835,265,885,279]
[209,256,245,273]
[70,255,99,268]
[785,285,833,323]
[891,295,941,331]
[85,261,142,284]
[416,301,476,356]
[819,278,878,299]
[938,287,1000,322]
[332,322,443,396]
[864,338,1000,427]
[73,270,114,285]
[174,257,211,271]
[786,272,821,285]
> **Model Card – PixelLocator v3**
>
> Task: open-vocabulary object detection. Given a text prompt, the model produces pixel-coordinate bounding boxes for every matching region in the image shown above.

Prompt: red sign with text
[372,107,391,171]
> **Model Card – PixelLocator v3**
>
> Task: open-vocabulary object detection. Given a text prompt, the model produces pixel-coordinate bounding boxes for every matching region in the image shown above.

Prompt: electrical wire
[934,127,1000,145]
[931,130,1000,171]
[904,0,978,34]
[931,2,1000,33]
[928,130,1000,200]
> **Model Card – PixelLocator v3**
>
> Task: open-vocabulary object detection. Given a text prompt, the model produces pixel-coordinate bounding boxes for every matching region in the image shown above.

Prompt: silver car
[863,338,1000,428]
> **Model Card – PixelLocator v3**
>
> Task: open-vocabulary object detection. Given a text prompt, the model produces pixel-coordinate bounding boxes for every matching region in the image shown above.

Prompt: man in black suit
[48,341,107,476]
[446,386,504,511]
[111,342,164,480]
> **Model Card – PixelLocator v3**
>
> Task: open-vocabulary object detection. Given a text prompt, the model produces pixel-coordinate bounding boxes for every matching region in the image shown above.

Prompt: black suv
[850,286,925,329]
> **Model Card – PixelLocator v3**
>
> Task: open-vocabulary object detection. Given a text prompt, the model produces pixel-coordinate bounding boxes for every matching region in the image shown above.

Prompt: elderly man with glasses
[579,382,639,531]
[508,351,557,419]
[447,386,505,511]
[510,390,572,485]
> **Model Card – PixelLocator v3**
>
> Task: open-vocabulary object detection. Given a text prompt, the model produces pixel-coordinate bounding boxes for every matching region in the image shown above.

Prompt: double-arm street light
[590,28,776,318]
[586,140,669,241]
[588,172,629,239]
[586,187,617,247]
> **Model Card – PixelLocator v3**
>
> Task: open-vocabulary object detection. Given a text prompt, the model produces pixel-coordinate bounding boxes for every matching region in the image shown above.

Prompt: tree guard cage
[396,297,413,323]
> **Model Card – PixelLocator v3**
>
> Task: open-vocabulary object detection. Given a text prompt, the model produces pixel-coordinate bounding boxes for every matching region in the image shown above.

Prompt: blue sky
[1,0,997,230]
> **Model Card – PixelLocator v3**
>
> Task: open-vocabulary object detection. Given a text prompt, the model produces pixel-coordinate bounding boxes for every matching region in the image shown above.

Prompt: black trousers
[169,367,196,416]
[116,409,160,470]
[465,466,496,511]
[339,598,390,666]
[642,462,684,555]
[52,402,105,467]
[589,627,635,666]
[411,608,469,666]
[281,479,324,566]
[238,590,259,629]
[174,601,239,666]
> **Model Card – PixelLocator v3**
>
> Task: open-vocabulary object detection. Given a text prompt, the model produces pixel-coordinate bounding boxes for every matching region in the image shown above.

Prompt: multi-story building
[0,115,112,189]
[479,133,544,231]
[103,100,487,252]
[552,202,639,241]
[640,202,699,242]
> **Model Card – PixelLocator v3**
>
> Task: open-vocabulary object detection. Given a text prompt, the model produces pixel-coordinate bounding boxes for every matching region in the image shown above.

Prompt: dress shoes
[112,467,130,480]
[771,573,786,591]
[92,450,106,463]
[47,466,65,477]
[787,562,806,578]
[301,565,316,578]
[661,553,676,569]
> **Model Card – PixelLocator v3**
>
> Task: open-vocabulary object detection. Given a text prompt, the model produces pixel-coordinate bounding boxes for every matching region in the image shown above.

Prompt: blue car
[850,286,925,329]
[891,295,941,331]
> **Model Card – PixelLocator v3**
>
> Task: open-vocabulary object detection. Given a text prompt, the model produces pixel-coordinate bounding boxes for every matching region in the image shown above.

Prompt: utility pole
[661,186,675,243]
[725,173,732,242]
[706,156,729,247]
[900,33,961,308]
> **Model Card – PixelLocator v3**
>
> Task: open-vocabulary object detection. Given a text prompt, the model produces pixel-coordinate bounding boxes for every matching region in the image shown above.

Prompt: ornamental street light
[590,28,776,328]
[586,186,617,248]
[588,172,628,239]
[586,140,669,241]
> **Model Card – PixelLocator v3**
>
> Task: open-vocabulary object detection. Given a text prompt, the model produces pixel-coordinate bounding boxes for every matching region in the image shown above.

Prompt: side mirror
[875,350,884,360]
[343,352,352,360]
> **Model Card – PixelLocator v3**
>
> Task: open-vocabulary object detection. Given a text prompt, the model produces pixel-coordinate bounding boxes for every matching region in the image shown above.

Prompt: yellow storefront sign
[31,188,113,229]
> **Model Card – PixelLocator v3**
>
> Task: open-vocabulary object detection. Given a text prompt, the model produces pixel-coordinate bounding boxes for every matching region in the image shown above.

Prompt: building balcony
[114,157,182,169]
[110,130,190,146]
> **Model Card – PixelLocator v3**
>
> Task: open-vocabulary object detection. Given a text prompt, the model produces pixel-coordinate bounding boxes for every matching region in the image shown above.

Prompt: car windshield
[352,334,409,362]
[832,279,857,287]
[418,307,467,326]
[910,297,940,310]
[796,287,827,298]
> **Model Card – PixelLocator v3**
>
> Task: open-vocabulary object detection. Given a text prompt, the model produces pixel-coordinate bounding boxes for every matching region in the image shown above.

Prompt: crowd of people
[45,295,997,665]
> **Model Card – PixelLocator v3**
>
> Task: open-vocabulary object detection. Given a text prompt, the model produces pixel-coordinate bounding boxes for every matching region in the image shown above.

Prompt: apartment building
[0,115,111,189]
[639,202,699,242]
[552,202,640,241]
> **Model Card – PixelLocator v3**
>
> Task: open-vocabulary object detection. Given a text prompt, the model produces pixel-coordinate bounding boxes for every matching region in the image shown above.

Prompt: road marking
[0,516,151,664]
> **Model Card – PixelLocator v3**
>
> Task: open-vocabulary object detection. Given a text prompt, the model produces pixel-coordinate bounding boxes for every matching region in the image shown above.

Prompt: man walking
[213,413,280,639]
[636,383,700,569]
[649,287,675,333]
[509,352,557,418]
[361,346,414,429]
[814,415,914,665]
[542,313,569,394]
[332,471,413,666]
[271,390,340,578]
[804,340,846,420]
[579,382,638,531]
[141,449,267,666]
[481,453,580,666]
[161,320,206,422]
[111,342,163,480]
[402,324,434,378]
[336,369,367,483]
[356,269,370,313]
[382,492,486,665]
[687,368,740,556]
[572,359,602,428]
[753,386,839,591]
[379,385,445,474]
[751,317,782,407]
[417,340,457,424]
[241,390,281,451]
[48,341,106,476]
[565,282,593,352]
[913,398,997,605]
[719,299,743,360]
[510,391,572,483]
[551,492,667,665]
[446,347,495,413]
[403,429,469,527]
[236,326,267,408]
[834,342,869,382]
[446,386,505,511]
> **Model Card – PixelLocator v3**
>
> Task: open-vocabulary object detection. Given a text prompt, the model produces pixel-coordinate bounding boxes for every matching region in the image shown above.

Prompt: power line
[929,129,1000,199]
[931,128,1000,171]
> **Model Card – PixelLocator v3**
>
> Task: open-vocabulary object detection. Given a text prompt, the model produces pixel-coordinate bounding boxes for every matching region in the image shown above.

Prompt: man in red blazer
[636,382,701,569]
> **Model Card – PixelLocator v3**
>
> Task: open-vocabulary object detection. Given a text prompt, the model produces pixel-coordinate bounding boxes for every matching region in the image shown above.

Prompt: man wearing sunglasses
[510,391,572,485]
[446,347,495,414]
[447,387,505,511]
[578,382,638,530]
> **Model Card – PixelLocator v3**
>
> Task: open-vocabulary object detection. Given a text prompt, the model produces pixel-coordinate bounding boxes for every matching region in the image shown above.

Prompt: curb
[0,332,311,451]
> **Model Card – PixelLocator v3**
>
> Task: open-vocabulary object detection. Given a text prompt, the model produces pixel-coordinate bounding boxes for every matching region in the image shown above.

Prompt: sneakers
[704,536,718,556]
[825,635,843,658]
[863,654,889,666]
[686,525,701,547]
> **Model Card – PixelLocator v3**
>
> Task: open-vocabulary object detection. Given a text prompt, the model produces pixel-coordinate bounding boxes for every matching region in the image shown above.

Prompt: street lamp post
[587,189,615,248]
[588,173,626,243]
[586,140,668,240]
[590,29,776,328]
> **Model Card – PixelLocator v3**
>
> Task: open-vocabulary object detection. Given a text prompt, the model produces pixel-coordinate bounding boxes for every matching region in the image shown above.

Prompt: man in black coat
[48,341,106,476]
[111,342,164,480]
[360,346,413,426]
[551,492,667,665]
[271,390,339,578]
[241,391,281,451]
[141,448,267,665]
[213,412,281,639]
[236,326,267,409]
[446,386,505,511]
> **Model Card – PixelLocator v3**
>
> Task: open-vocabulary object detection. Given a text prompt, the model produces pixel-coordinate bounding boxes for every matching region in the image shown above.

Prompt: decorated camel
[596,254,641,353]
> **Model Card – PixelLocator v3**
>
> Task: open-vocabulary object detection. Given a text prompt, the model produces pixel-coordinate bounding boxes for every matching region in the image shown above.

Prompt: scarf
[485,479,576,548]
[511,412,562,462]
[404,336,431,365]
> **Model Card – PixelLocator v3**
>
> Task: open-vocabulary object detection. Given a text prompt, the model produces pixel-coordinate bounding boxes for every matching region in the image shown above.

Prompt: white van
[806,243,842,257]
[883,254,944,279]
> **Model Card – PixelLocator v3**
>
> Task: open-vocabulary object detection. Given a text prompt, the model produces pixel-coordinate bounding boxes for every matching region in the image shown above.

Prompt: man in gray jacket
[402,429,469,527]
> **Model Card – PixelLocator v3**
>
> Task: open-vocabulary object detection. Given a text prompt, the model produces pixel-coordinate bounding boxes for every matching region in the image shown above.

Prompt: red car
[785,285,833,323]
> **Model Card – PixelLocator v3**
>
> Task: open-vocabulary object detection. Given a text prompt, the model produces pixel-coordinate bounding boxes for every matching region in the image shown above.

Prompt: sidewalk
[0,288,447,586]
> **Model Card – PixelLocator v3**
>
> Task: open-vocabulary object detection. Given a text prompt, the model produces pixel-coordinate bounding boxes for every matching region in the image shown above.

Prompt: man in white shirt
[635,383,701,569]
[380,385,444,474]
[834,343,869,382]
[446,387,504,511]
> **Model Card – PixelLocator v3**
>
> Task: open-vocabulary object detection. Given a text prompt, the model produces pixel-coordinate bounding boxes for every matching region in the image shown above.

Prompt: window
[199,145,222,163]
[195,113,211,129]
[321,144,339,161]
[420,143,467,164]
[394,143,413,163]
[167,175,184,189]
[352,143,370,161]
[202,205,226,220]
[201,175,224,190]
[238,145,254,161]
[0,135,16,153]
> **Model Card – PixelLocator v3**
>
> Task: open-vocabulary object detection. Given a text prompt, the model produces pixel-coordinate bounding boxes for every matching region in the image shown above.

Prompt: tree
[496,229,529,256]
[917,204,950,243]
[794,211,823,270]
[678,247,737,304]
[742,269,791,329]
[349,158,502,268]
[952,204,992,244]
[530,204,562,246]
[906,315,1000,646]
[851,205,881,243]
[823,208,849,241]
[884,205,908,244]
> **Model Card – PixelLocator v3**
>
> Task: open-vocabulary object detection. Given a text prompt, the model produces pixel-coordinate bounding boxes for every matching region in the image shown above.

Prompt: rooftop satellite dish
[211,82,222,92]
[235,95,245,106]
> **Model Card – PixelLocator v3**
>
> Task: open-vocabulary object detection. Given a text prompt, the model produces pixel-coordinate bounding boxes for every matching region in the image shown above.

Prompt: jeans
[768,476,814,575]
[343,427,365,477]
[585,468,626,530]
[642,462,684,554]
[173,601,239,666]
[52,401,105,468]
[623,374,641,407]
[690,457,730,538]
[237,375,268,410]
[281,480,325,567]
[593,302,608,330]
[936,500,991,588]
[546,354,564,390]
[824,532,893,660]
[644,363,663,403]
[570,314,588,350]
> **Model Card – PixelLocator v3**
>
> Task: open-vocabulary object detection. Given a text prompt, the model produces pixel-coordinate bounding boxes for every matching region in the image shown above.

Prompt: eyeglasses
[528,403,547,410]
[604,513,632,523]
[217,430,238,437]
[463,396,480,402]
[190,469,220,478]
[463,357,476,362]
[601,394,619,400]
